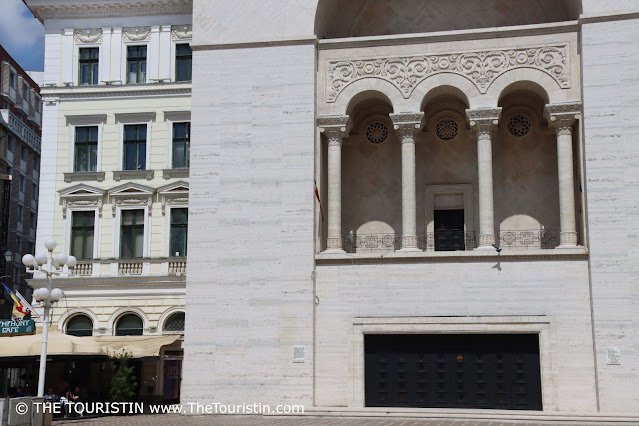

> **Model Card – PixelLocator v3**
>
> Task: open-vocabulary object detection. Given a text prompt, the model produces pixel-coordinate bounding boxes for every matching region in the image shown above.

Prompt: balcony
[68,257,187,278]
[0,109,41,154]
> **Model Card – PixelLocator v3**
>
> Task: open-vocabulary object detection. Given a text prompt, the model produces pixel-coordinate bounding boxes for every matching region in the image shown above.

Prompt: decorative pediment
[171,25,192,40]
[74,28,103,44]
[158,181,189,215]
[122,27,152,42]
[58,184,106,218]
[108,183,155,215]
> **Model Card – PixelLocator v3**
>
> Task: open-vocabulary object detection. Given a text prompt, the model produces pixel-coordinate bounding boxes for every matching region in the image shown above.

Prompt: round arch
[486,69,568,107]
[329,81,401,116]
[417,82,473,112]
[107,307,150,336]
[58,308,100,333]
[158,307,186,333]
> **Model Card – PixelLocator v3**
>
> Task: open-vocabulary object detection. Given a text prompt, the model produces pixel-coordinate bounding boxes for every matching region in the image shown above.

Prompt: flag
[16,290,39,320]
[2,283,29,321]
[314,179,324,221]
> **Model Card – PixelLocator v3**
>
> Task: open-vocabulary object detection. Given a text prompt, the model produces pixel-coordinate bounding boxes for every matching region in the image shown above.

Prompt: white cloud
[0,0,44,51]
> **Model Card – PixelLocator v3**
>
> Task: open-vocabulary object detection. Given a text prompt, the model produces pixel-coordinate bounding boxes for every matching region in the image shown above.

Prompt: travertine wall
[182,44,316,407]
[315,258,596,411]
[581,17,639,412]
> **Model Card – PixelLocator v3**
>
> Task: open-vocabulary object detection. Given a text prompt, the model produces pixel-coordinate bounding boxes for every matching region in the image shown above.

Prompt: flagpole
[37,262,51,397]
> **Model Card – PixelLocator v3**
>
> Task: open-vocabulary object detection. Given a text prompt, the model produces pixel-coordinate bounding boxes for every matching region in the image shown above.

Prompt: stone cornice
[41,84,191,102]
[27,0,192,23]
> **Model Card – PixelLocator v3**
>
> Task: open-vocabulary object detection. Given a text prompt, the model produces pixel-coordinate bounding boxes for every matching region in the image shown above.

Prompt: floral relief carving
[326,44,570,102]
[74,28,103,44]
[122,27,152,42]
[171,25,192,40]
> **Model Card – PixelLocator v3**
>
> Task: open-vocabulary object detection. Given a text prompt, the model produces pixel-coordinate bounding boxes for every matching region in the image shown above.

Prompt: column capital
[545,103,581,136]
[318,115,351,145]
[390,112,424,143]
[466,108,501,139]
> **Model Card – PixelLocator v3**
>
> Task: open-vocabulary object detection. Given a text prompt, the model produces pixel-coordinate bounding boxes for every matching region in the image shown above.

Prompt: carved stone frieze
[160,195,189,215]
[61,198,104,219]
[122,27,152,42]
[326,44,570,102]
[171,25,192,40]
[74,28,103,44]
[111,197,153,216]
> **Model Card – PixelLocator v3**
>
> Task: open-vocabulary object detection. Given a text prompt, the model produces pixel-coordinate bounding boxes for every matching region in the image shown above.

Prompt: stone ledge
[316,247,587,263]
[63,171,105,182]
[113,169,154,181]
[293,407,639,423]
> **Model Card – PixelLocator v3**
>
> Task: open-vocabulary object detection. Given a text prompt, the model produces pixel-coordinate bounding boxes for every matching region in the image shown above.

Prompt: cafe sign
[0,319,35,336]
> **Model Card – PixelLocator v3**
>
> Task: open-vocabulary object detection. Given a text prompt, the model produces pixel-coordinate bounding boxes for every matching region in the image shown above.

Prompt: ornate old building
[26,0,639,420]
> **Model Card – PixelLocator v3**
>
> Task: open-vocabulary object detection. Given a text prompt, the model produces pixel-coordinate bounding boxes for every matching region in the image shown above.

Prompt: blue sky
[0,0,45,71]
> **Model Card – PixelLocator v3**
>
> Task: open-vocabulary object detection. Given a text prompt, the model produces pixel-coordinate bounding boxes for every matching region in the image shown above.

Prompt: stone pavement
[53,414,633,425]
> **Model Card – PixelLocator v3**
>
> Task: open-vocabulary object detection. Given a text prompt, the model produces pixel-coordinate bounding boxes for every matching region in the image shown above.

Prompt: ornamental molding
[390,112,424,140]
[325,43,571,102]
[467,108,502,138]
[171,25,192,40]
[29,2,192,22]
[544,102,581,134]
[158,181,189,215]
[74,28,103,44]
[123,26,152,42]
[40,87,192,100]
[318,115,351,142]
[58,184,106,218]
[61,199,104,219]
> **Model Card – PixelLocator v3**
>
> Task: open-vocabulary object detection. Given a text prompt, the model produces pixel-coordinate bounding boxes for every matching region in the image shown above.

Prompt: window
[31,183,37,200]
[121,209,144,258]
[175,44,192,82]
[74,126,98,172]
[115,314,143,336]
[79,47,99,85]
[7,135,14,152]
[30,212,36,229]
[6,166,11,176]
[170,208,188,257]
[21,145,27,161]
[71,211,94,260]
[123,124,146,170]
[127,46,147,84]
[34,96,40,114]
[17,205,23,223]
[15,236,22,254]
[19,174,25,192]
[22,83,28,102]
[66,315,93,337]
[163,312,185,332]
[172,122,190,168]
[9,71,16,89]
[33,157,40,172]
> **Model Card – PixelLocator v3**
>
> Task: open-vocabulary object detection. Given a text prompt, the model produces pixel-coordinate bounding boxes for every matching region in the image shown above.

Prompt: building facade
[0,45,42,318]
[25,0,192,403]
[181,0,639,418]
[25,0,639,419]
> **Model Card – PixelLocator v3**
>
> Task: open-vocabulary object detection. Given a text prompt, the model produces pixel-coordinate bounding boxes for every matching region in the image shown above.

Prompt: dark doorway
[434,209,465,251]
[364,334,542,410]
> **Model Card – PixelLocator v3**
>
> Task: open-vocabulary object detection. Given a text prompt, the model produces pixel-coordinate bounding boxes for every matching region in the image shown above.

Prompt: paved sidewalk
[53,414,633,425]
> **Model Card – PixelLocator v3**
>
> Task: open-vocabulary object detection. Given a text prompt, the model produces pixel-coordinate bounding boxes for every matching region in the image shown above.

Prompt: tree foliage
[109,352,137,402]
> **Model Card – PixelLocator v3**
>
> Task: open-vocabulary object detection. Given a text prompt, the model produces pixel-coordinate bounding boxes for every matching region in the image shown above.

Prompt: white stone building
[26,0,639,419]
[181,0,639,418]
[25,0,192,403]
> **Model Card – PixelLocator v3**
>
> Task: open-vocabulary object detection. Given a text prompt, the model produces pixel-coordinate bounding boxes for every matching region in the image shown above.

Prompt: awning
[94,335,181,358]
[0,330,181,358]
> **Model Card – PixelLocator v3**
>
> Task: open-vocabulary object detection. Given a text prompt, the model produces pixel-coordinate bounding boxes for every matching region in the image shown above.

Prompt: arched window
[66,315,94,337]
[115,314,144,336]
[163,312,185,333]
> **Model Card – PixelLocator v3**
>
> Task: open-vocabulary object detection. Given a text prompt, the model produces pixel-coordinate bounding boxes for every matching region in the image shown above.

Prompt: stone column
[318,116,350,253]
[467,108,501,248]
[390,113,425,251]
[545,103,582,246]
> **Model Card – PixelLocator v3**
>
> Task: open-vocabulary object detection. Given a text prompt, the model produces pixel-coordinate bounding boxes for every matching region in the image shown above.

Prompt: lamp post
[22,239,76,397]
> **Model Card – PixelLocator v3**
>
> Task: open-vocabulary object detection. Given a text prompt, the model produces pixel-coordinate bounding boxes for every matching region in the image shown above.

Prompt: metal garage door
[364,334,542,410]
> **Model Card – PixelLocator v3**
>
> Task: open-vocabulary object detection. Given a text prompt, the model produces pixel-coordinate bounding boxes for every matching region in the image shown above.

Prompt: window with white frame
[175,44,192,82]
[71,210,95,260]
[123,124,147,170]
[120,209,145,258]
[79,47,99,85]
[126,46,147,84]
[74,126,98,172]
[172,122,190,168]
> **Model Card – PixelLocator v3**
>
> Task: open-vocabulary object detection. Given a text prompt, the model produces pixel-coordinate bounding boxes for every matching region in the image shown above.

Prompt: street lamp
[22,238,77,397]
[4,249,12,263]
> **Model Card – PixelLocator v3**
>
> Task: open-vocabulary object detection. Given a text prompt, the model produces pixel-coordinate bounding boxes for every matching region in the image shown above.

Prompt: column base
[559,231,578,246]
[322,249,346,254]
[326,237,343,252]
[399,235,420,252]
[478,233,495,247]
[398,247,421,253]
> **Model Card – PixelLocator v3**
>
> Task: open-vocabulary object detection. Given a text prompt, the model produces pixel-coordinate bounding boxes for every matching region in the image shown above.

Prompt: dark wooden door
[364,334,542,410]
[434,209,465,251]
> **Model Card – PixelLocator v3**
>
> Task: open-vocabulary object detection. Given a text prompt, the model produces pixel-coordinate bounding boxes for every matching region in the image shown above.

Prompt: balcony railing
[499,229,558,250]
[69,257,187,278]
[343,231,476,253]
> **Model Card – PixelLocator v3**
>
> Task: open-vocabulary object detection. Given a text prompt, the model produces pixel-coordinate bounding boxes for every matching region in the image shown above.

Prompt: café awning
[0,330,180,358]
